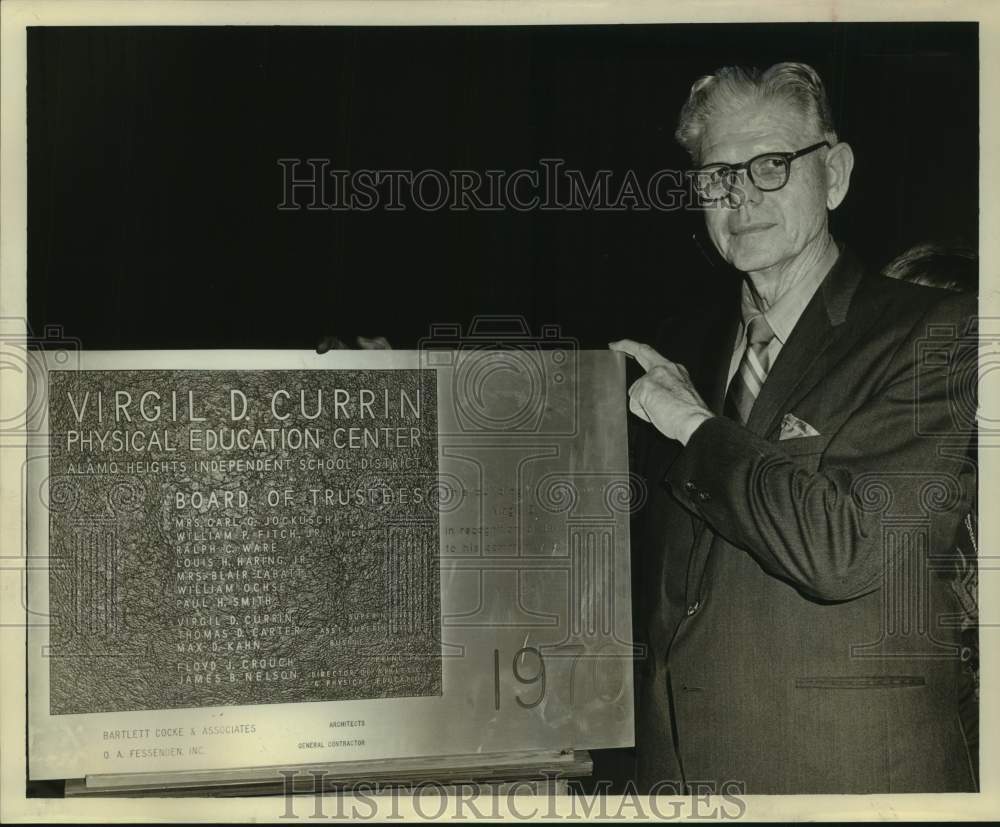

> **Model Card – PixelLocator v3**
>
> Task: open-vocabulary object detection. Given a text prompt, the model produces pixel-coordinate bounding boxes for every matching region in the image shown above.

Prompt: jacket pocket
[795,675,926,689]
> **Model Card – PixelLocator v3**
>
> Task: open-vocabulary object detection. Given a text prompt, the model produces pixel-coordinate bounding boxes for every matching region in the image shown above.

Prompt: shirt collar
[738,253,834,344]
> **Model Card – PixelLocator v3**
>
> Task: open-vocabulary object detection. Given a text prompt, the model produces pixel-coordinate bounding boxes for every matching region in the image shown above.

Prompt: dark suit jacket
[632,247,978,793]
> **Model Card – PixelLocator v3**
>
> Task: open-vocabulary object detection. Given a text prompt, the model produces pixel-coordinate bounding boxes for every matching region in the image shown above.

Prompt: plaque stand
[63,749,592,797]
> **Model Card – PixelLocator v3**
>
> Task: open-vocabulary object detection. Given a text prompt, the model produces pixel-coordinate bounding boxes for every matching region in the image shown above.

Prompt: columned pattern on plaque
[535,472,635,648]
[385,525,437,636]
[570,526,615,638]
[70,522,122,637]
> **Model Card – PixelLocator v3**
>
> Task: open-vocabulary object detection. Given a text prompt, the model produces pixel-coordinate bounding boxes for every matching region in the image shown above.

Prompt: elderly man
[612,63,977,793]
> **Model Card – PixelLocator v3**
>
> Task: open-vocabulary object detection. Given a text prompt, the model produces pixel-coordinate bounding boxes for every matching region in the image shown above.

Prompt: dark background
[27,23,977,351]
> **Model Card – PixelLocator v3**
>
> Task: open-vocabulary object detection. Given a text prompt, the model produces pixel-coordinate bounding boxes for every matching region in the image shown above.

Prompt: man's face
[699,98,831,275]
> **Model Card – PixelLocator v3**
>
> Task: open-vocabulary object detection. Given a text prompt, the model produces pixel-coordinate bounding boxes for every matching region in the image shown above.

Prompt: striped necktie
[724,313,777,424]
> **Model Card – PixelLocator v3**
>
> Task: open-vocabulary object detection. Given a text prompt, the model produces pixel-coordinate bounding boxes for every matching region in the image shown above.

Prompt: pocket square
[779,413,821,440]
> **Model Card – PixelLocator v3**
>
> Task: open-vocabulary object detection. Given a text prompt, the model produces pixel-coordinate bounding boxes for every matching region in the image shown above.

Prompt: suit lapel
[744,292,836,437]
[746,247,867,438]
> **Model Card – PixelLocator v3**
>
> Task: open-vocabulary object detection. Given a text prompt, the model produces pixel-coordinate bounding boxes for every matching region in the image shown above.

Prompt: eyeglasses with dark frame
[689,140,831,204]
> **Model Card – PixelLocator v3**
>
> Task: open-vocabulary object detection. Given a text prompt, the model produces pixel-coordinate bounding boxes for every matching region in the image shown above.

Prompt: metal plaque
[26,349,635,781]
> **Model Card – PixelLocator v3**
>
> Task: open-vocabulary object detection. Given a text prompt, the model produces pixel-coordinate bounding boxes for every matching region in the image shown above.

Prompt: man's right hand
[609,339,712,446]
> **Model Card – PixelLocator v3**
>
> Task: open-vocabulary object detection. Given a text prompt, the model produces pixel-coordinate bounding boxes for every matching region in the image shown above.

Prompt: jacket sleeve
[664,291,977,602]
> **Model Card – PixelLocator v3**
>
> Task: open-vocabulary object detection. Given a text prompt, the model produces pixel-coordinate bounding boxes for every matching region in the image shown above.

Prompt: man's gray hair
[675,62,838,162]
